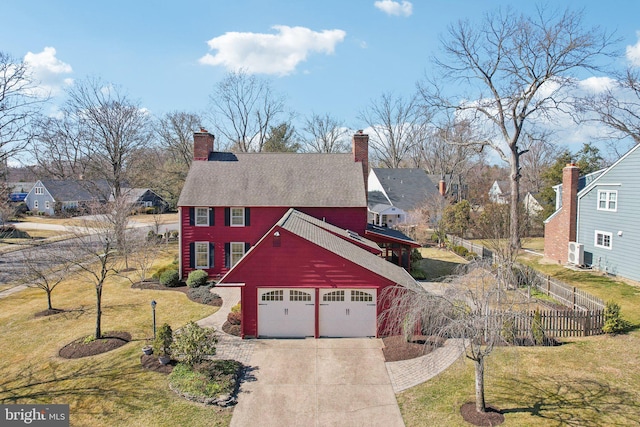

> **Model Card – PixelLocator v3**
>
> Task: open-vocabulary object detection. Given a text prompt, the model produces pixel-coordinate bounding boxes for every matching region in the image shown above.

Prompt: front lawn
[399,244,640,425]
[414,247,467,281]
[0,248,229,427]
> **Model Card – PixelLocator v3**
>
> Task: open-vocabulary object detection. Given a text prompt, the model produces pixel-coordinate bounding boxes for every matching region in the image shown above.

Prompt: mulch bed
[460,402,505,426]
[59,331,131,359]
[132,280,223,306]
[222,321,241,337]
[140,354,176,374]
[382,335,445,362]
[34,308,65,318]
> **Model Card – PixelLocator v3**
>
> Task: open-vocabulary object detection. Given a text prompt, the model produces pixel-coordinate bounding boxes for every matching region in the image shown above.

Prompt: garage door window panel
[323,290,345,302]
[261,289,283,301]
[351,290,373,302]
[290,290,312,301]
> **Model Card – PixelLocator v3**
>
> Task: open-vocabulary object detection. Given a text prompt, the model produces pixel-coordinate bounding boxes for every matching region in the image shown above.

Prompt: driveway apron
[230,338,405,427]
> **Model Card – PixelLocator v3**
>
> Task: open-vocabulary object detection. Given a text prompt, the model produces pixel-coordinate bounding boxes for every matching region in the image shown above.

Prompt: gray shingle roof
[41,179,111,202]
[371,168,440,212]
[277,209,419,289]
[178,153,366,207]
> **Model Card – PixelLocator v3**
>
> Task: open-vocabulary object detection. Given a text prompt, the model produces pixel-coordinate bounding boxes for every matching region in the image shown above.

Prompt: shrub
[227,311,241,325]
[410,268,427,280]
[230,303,241,313]
[501,316,516,344]
[152,261,178,280]
[171,321,218,367]
[154,323,173,356]
[410,248,423,263]
[603,301,628,334]
[187,270,209,288]
[160,269,181,287]
[187,285,221,305]
[451,245,469,257]
[531,310,545,345]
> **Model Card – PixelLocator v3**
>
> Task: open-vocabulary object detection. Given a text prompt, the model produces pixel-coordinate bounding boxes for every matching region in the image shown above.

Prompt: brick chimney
[438,179,446,196]
[543,163,579,264]
[353,130,369,196]
[193,128,215,161]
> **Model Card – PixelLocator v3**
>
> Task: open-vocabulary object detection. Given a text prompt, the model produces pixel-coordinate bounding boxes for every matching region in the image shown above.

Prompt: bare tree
[126,230,161,284]
[578,67,640,156]
[0,51,46,164]
[413,117,484,201]
[381,260,525,415]
[359,92,428,168]
[62,211,122,339]
[419,6,615,252]
[31,114,90,180]
[209,69,287,152]
[64,77,151,198]
[302,113,350,153]
[20,247,73,311]
[156,111,202,169]
[518,132,559,194]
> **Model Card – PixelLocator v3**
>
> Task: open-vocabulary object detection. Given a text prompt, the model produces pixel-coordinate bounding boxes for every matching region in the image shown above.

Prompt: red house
[178,130,419,338]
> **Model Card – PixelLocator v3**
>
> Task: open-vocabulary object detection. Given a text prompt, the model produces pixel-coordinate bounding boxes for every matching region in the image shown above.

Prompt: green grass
[520,255,640,325]
[169,360,241,399]
[414,247,467,281]
[0,248,230,427]
[399,333,640,426]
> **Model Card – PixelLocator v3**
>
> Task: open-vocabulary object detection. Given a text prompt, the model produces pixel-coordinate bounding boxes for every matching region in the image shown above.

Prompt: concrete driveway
[230,338,404,427]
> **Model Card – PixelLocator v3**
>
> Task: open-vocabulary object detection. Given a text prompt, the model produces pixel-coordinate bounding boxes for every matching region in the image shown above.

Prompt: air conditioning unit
[568,242,584,266]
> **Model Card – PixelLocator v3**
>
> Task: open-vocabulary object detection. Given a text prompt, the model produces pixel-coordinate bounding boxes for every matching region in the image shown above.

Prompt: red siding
[220,226,395,338]
[180,206,367,278]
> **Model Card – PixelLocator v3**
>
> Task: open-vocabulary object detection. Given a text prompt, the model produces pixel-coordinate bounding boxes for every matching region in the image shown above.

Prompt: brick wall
[544,164,579,264]
[193,131,214,161]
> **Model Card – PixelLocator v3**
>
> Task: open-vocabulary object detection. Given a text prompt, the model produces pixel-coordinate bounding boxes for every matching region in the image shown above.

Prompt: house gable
[576,144,640,279]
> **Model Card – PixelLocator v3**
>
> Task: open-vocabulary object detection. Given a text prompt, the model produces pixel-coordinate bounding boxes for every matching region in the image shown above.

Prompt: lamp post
[151,300,157,340]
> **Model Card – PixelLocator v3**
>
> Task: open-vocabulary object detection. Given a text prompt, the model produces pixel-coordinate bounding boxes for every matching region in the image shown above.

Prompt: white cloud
[23,47,73,96]
[626,32,640,67]
[199,25,346,76]
[374,0,413,17]
[578,76,615,93]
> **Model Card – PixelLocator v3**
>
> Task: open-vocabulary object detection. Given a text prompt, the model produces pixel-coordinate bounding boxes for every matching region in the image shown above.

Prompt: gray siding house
[577,144,640,279]
[545,143,640,282]
[25,180,109,216]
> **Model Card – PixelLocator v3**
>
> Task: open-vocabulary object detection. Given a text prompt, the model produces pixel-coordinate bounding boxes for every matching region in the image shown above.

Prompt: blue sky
[2,0,640,156]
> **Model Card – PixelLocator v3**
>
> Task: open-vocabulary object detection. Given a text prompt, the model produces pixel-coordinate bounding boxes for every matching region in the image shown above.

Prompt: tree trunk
[509,149,521,253]
[46,290,53,310]
[475,357,486,413]
[95,285,103,339]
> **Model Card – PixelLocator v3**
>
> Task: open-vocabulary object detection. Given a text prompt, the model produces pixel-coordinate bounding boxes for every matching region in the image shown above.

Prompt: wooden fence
[488,309,604,338]
[446,234,605,312]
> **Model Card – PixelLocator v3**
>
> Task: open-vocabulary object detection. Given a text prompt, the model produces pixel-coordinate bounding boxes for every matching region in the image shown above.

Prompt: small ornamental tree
[603,301,628,334]
[171,321,218,368]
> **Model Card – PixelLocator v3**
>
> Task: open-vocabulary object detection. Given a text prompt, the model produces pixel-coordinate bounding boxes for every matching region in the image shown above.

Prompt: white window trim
[594,230,612,250]
[34,200,39,209]
[231,207,245,227]
[195,207,209,226]
[34,187,44,195]
[597,190,617,212]
[45,201,50,209]
[194,241,210,268]
[230,242,245,267]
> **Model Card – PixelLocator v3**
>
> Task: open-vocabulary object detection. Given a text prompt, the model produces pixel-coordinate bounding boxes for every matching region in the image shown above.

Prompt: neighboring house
[544,144,640,281]
[6,182,35,202]
[488,180,510,204]
[178,130,420,338]
[523,192,543,217]
[116,188,169,213]
[426,174,468,201]
[24,180,110,216]
[367,168,443,227]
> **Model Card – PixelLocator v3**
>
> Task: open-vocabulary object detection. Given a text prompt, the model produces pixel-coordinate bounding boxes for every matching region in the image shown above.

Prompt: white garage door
[318,289,377,338]
[257,288,315,338]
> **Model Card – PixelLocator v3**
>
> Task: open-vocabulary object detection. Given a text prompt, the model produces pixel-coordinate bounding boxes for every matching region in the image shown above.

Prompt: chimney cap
[198,127,208,133]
